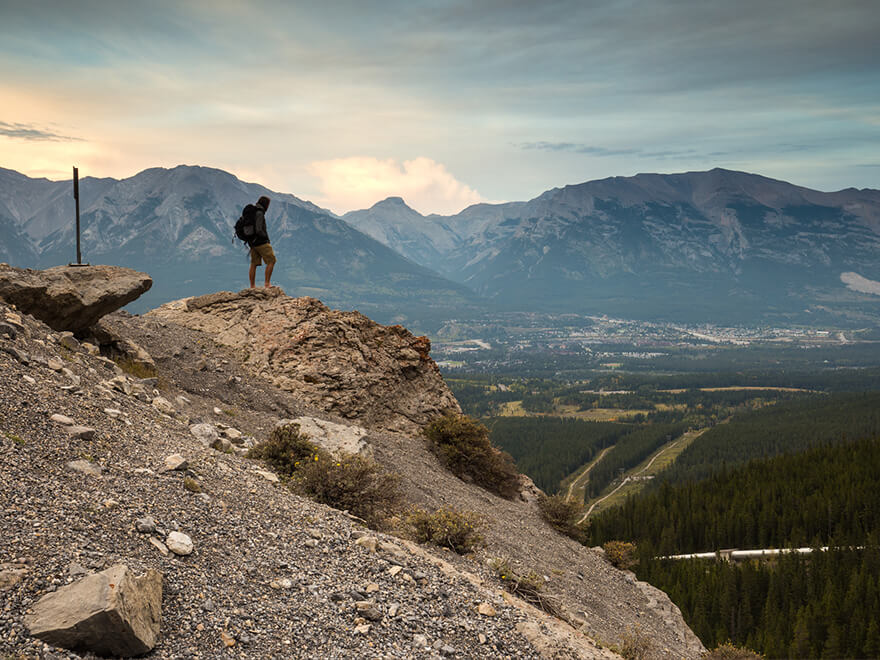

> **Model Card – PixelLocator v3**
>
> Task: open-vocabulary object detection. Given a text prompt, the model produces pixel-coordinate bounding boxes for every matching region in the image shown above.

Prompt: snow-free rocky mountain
[0,166,477,325]
[2,165,879,325]
[346,170,880,325]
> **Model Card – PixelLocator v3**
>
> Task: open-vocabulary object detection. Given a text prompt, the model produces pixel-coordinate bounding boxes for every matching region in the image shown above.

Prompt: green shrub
[247,423,318,478]
[113,357,158,379]
[408,507,484,554]
[538,494,588,543]
[603,540,638,570]
[703,643,764,659]
[294,451,402,529]
[183,476,202,493]
[423,414,520,499]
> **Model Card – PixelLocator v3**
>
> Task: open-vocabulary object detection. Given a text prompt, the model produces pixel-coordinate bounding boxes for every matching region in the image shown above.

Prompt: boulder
[277,417,371,457]
[0,264,152,333]
[24,564,162,657]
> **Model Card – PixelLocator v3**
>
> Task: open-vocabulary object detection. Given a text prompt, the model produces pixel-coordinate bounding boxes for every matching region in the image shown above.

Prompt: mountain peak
[372,196,416,211]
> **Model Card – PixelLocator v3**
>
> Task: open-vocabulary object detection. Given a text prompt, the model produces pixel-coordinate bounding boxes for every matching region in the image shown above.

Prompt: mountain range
[2,165,879,326]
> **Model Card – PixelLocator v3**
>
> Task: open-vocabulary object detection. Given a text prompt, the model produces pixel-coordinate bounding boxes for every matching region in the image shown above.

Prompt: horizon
[2,1,878,215]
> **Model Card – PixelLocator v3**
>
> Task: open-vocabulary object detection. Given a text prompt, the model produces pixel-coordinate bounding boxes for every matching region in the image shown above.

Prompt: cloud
[307,156,484,215]
[841,272,880,296]
[517,142,699,160]
[0,121,80,142]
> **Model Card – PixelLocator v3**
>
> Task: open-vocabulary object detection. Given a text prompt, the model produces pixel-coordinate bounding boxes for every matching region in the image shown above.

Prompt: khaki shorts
[250,243,276,266]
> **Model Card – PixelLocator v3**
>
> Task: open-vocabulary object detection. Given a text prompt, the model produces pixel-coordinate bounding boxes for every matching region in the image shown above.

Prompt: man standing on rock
[248,195,277,288]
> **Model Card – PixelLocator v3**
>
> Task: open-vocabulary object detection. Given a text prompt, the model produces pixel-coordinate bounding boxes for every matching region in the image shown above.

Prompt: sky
[1,0,878,215]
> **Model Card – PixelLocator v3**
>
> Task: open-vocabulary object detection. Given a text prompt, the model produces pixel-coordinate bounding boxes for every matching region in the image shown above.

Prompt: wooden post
[73,166,81,264]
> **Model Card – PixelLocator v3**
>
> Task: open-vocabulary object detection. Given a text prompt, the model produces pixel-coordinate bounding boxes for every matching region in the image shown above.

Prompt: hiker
[247,195,276,288]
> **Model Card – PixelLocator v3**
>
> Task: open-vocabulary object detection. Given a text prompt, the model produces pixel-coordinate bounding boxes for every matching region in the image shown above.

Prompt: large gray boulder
[24,564,162,656]
[0,264,152,332]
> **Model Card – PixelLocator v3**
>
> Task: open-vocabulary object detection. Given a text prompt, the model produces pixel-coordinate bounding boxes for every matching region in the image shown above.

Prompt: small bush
[489,557,561,617]
[703,643,764,659]
[247,423,318,478]
[408,507,484,554]
[114,357,158,379]
[183,476,202,493]
[603,540,638,570]
[538,494,588,543]
[294,451,402,529]
[615,626,657,660]
[423,414,520,499]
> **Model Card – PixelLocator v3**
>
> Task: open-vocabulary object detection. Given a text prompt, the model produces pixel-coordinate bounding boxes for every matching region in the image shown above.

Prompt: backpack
[234,204,257,244]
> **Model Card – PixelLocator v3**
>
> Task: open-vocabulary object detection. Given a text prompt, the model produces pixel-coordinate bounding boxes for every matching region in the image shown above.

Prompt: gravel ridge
[0,292,702,659]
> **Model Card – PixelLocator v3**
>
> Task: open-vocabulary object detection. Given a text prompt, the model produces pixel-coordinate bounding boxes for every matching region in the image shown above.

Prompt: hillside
[0,282,703,658]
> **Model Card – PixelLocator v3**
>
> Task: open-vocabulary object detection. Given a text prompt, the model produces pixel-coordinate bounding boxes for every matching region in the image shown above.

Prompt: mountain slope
[0,166,479,325]
[357,169,880,324]
[343,197,462,274]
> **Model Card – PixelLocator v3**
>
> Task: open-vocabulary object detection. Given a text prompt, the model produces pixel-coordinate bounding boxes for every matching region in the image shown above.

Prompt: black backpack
[234,204,257,244]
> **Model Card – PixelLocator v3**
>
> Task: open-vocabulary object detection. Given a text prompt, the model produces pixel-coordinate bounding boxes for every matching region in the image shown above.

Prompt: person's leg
[264,262,274,287]
[249,262,257,288]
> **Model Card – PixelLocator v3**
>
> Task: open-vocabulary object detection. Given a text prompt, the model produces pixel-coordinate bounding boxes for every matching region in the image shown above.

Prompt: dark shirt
[251,203,270,247]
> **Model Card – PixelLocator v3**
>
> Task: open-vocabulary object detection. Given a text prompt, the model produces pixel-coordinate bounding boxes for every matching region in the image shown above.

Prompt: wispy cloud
[517,142,698,160]
[0,121,80,142]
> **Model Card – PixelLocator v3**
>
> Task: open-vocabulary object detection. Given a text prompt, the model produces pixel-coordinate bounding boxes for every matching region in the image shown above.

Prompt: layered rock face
[149,288,460,434]
[0,264,152,332]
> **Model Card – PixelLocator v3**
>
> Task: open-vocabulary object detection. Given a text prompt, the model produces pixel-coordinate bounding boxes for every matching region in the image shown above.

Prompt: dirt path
[564,446,613,503]
[579,427,710,522]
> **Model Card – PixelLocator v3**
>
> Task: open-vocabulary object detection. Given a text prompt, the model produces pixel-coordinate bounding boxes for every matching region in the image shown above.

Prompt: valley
[445,344,880,658]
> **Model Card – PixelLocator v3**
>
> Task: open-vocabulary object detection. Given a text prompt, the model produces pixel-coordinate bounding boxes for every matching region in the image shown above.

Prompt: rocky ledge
[148,288,461,434]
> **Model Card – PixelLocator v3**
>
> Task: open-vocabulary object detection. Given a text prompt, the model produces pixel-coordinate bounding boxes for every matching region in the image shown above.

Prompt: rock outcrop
[149,288,460,433]
[24,564,162,657]
[0,263,152,332]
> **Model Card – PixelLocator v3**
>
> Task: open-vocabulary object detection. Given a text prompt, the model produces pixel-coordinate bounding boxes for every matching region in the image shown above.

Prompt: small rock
[82,341,100,355]
[220,630,236,647]
[135,516,157,534]
[304,539,319,548]
[365,582,379,594]
[47,356,64,371]
[66,460,102,477]
[211,437,233,453]
[148,537,169,556]
[387,603,400,617]
[478,602,497,616]
[354,624,371,635]
[307,528,323,540]
[0,322,17,339]
[388,565,403,577]
[104,408,122,418]
[269,578,293,590]
[151,396,175,415]
[165,531,193,556]
[254,469,279,483]
[164,454,188,471]
[479,633,487,644]
[58,332,80,351]
[2,345,29,363]
[0,568,28,591]
[190,423,219,446]
[413,633,429,648]
[65,425,97,440]
[22,374,36,384]
[102,498,119,509]
[355,536,378,553]
[213,407,223,415]
[50,413,75,426]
